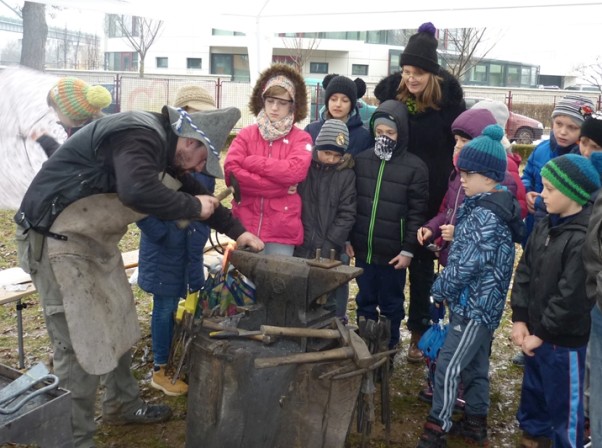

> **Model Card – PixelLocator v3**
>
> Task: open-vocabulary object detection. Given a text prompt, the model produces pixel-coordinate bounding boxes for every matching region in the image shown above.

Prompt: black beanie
[581,117,602,148]
[324,75,358,111]
[399,22,440,74]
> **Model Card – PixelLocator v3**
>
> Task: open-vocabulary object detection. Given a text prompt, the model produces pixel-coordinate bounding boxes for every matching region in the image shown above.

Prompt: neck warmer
[256,109,294,141]
[374,135,396,161]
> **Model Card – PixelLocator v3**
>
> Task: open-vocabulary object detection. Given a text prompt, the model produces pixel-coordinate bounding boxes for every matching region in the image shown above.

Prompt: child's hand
[389,253,411,270]
[288,184,298,195]
[417,227,432,245]
[345,242,354,258]
[440,224,455,242]
[522,334,543,357]
[511,321,530,347]
[525,191,539,214]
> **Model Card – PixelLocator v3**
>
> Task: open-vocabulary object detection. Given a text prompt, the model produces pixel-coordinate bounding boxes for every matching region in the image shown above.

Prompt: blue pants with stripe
[429,314,493,431]
[517,341,586,448]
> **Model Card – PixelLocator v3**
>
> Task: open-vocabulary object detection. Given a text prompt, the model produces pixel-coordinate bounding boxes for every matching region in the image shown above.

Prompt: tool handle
[254,346,354,369]
[215,186,234,201]
[260,325,340,339]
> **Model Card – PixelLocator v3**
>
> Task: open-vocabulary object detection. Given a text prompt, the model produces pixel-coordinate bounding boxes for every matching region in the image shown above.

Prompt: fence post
[506,90,513,112]
[114,74,121,113]
[215,78,222,109]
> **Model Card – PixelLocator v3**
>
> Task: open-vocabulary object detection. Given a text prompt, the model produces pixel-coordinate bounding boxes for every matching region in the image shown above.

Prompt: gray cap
[163,105,241,178]
[315,119,349,154]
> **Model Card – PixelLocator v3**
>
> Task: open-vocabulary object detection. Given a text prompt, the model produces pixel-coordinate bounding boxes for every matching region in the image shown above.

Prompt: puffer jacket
[351,100,429,265]
[584,192,602,313]
[507,152,527,219]
[512,207,594,347]
[431,190,524,332]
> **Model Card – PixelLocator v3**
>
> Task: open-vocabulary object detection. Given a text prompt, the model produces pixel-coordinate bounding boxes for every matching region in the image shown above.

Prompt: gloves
[429,298,445,323]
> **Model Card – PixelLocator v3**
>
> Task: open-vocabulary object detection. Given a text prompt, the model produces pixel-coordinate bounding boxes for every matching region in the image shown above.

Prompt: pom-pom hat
[541,154,601,206]
[451,108,497,140]
[399,22,440,74]
[456,124,507,182]
[49,77,112,121]
[323,75,366,111]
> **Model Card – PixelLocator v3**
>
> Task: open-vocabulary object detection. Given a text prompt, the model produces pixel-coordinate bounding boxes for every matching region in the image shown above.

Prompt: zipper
[257,141,274,236]
[367,160,386,263]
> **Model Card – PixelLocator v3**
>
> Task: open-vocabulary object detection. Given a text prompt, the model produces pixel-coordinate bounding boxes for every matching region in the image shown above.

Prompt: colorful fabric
[456,124,507,182]
[541,154,601,205]
[256,108,294,142]
[49,77,112,121]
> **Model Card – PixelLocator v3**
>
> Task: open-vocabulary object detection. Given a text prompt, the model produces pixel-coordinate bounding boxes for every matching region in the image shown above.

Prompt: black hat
[399,22,440,74]
[580,116,602,148]
[323,75,364,111]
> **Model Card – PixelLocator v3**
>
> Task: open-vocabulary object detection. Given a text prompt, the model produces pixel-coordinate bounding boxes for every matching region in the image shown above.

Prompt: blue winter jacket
[431,190,524,332]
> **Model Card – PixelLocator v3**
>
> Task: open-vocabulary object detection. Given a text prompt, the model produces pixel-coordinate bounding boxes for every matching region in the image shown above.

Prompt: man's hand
[236,231,264,252]
[196,195,220,220]
[389,253,411,270]
[525,191,539,214]
[521,334,543,357]
[417,227,432,245]
[345,242,355,258]
[511,321,530,347]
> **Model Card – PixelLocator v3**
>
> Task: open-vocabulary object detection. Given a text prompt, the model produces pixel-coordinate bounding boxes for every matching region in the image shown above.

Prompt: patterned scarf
[256,109,294,142]
[374,135,397,161]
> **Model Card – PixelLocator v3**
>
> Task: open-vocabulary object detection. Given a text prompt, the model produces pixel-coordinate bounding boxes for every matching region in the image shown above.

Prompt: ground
[0,208,525,448]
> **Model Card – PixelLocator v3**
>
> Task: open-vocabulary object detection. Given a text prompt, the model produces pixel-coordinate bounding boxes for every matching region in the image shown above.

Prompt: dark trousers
[407,248,435,335]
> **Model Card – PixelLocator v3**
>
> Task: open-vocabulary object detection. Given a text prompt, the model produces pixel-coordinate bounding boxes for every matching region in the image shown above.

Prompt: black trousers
[406,246,435,335]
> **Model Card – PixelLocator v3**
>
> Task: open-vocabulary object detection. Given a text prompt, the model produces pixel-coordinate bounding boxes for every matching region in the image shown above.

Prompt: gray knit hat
[315,119,349,154]
[552,95,595,125]
[164,105,241,179]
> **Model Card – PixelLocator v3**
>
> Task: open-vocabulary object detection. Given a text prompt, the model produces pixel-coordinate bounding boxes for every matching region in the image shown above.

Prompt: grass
[0,195,526,447]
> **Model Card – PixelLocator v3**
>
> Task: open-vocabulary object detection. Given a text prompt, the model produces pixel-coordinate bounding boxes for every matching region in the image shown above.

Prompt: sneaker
[104,402,173,426]
[449,414,488,446]
[416,419,447,448]
[408,332,425,363]
[151,366,188,396]
[512,351,525,367]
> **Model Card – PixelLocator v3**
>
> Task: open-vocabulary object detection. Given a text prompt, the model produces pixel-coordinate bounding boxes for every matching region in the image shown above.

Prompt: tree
[114,15,163,78]
[281,34,321,73]
[20,1,47,70]
[439,28,495,80]
[574,58,602,92]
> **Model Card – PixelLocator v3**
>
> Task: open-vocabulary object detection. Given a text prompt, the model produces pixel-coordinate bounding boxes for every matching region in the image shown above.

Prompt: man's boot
[449,414,488,446]
[519,432,553,448]
[408,331,425,363]
[416,417,447,447]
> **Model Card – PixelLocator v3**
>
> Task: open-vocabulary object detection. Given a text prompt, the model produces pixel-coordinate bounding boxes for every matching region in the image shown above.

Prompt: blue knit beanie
[541,154,601,205]
[456,124,507,182]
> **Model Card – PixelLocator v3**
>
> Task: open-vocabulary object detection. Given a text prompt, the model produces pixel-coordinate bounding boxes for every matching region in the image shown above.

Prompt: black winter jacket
[374,69,465,220]
[511,207,595,347]
[351,100,429,265]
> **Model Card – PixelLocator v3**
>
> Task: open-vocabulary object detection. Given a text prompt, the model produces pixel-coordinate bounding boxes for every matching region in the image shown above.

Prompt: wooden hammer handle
[215,186,234,201]
[260,325,340,339]
[254,347,354,369]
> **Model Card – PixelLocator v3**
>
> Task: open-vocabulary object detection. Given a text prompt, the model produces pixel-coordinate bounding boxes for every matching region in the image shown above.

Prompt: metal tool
[0,363,59,415]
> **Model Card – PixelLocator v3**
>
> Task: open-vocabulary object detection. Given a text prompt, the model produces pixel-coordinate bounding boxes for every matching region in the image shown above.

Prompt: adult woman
[374,22,466,362]
[224,64,312,256]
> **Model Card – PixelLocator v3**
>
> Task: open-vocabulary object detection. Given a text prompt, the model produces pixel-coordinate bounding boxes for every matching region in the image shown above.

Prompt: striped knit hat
[48,77,112,121]
[541,154,601,205]
[456,124,507,182]
[551,95,595,126]
[315,119,349,154]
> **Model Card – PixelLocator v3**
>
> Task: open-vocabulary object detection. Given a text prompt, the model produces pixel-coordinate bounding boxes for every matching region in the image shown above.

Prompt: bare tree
[114,15,163,78]
[281,34,321,73]
[20,1,47,70]
[439,28,495,80]
[574,58,602,92]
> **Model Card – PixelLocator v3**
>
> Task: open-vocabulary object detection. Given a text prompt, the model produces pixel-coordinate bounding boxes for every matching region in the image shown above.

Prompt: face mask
[374,135,396,161]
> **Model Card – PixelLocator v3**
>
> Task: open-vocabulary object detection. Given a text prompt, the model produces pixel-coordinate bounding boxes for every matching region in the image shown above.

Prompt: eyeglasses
[459,169,480,178]
[401,70,427,81]
[264,96,293,108]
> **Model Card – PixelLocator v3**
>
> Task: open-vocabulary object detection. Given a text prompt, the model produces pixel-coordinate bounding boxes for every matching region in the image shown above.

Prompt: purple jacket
[424,168,518,266]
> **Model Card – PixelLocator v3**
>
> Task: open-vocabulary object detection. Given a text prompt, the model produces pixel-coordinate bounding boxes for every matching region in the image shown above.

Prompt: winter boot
[449,414,488,446]
[408,331,425,363]
[519,432,553,448]
[151,365,188,396]
[416,417,447,448]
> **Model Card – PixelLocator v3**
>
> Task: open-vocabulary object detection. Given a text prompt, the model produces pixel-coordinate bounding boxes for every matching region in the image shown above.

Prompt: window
[211,53,250,81]
[107,15,139,38]
[104,52,138,71]
[506,65,520,87]
[469,64,487,84]
[310,62,328,74]
[187,58,202,69]
[489,64,503,87]
[156,57,168,68]
[352,64,368,76]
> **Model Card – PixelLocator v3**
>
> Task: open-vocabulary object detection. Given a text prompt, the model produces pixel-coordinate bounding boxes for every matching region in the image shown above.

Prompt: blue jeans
[151,295,180,366]
[355,259,406,348]
[590,304,602,447]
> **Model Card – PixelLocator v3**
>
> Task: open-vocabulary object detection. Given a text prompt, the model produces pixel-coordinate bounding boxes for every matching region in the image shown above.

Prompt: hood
[248,64,308,123]
[373,68,465,112]
[369,99,409,153]
[472,190,525,243]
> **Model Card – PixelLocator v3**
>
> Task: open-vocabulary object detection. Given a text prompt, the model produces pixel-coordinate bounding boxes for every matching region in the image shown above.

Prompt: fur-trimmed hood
[249,64,308,123]
[374,68,465,112]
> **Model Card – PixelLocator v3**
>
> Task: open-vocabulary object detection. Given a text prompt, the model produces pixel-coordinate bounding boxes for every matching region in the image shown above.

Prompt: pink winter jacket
[224,124,312,245]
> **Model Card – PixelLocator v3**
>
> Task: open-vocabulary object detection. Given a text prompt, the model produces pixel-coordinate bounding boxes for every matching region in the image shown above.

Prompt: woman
[374,22,466,362]
[224,64,312,256]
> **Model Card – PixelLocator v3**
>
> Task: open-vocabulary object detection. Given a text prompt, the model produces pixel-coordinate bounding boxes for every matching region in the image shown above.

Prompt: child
[294,119,356,320]
[511,154,601,448]
[416,125,524,448]
[522,95,595,244]
[224,63,312,256]
[580,114,602,159]
[347,99,429,351]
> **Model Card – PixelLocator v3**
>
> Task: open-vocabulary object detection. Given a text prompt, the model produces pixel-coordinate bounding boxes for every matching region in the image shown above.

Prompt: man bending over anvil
[13,105,264,448]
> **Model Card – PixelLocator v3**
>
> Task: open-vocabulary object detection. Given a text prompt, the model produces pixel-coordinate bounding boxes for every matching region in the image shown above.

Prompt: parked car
[565,84,600,93]
[465,97,544,144]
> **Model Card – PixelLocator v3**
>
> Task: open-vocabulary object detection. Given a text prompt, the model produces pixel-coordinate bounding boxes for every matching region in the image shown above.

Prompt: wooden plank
[0,283,36,306]
[121,250,139,269]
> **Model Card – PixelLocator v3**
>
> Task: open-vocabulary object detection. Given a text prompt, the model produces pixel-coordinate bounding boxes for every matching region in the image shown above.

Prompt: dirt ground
[0,209,525,447]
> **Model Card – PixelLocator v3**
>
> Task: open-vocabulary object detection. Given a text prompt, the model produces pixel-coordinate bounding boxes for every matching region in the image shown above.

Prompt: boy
[511,154,601,448]
[294,119,357,319]
[346,99,429,351]
[417,125,524,448]
[580,114,602,159]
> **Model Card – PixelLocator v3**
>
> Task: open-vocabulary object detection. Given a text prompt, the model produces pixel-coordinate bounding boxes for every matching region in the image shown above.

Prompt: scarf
[256,109,294,142]
[374,135,396,161]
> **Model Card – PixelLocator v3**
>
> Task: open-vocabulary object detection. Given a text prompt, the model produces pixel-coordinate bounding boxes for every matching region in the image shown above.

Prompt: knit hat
[471,100,510,128]
[551,95,595,125]
[324,75,361,111]
[581,116,602,148]
[49,77,112,121]
[373,116,397,133]
[163,105,241,179]
[451,108,497,140]
[262,75,296,101]
[456,124,507,182]
[541,154,601,206]
[174,85,216,111]
[399,22,440,74]
[314,119,349,154]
